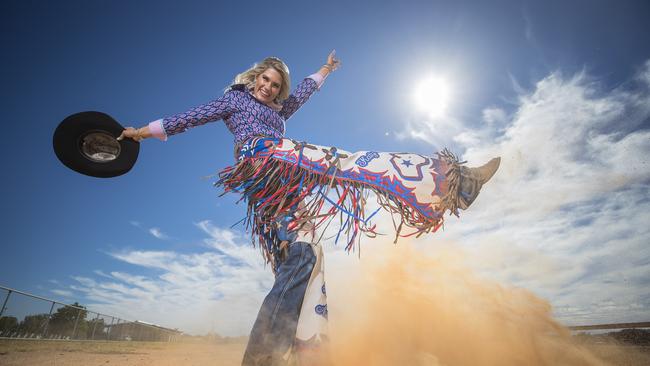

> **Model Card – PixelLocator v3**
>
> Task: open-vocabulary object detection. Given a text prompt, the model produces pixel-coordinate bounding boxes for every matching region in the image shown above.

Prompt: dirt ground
[1,339,649,366]
[0,340,246,366]
[583,344,650,366]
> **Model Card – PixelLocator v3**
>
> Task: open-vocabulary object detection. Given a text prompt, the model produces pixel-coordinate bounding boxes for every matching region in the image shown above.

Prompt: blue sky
[1,0,649,336]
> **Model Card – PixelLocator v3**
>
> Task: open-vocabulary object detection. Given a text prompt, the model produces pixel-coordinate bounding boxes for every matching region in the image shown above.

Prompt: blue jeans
[242,241,316,366]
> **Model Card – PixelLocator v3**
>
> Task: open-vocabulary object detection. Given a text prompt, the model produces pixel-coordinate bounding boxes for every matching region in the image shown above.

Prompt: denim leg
[242,241,316,366]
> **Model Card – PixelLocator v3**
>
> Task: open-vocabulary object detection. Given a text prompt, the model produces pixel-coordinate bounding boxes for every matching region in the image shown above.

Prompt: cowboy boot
[459,157,501,210]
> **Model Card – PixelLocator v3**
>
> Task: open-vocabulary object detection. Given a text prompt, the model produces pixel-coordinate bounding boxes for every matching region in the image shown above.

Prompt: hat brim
[53,111,139,178]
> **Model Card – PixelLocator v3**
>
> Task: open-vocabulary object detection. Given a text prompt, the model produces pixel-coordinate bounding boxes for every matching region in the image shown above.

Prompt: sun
[413,75,450,118]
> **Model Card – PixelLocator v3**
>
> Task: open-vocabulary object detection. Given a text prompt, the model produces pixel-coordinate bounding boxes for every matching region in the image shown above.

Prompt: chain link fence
[0,285,181,341]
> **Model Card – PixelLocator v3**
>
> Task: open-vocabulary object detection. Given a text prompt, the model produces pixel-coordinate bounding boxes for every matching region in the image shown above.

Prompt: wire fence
[0,285,181,342]
[3,284,648,343]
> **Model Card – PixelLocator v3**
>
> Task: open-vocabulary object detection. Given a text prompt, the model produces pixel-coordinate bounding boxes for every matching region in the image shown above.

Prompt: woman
[118,51,499,365]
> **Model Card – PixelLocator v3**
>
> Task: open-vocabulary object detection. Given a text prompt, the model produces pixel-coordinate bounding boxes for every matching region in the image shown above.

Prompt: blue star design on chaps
[315,304,328,319]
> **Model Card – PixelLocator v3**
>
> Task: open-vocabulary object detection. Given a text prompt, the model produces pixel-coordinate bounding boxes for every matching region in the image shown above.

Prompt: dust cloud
[325,241,609,366]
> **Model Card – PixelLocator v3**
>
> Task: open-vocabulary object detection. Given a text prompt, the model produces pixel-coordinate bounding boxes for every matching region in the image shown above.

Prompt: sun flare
[413,75,450,118]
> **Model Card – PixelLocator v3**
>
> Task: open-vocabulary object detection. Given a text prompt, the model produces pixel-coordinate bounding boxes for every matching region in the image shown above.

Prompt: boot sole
[480,157,501,184]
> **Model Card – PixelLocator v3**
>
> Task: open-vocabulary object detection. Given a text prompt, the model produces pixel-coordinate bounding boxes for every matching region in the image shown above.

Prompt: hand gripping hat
[53,111,139,178]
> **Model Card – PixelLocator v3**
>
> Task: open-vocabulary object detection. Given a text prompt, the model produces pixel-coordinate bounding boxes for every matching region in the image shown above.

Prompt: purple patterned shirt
[149,76,322,145]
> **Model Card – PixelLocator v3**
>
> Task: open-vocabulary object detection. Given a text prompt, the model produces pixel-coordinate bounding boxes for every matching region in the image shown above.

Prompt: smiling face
[253,68,283,105]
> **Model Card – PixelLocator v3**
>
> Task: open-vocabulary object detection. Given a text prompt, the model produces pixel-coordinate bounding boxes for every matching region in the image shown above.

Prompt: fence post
[71,307,82,339]
[107,316,115,340]
[0,289,11,318]
[136,322,143,341]
[42,301,56,338]
[117,318,123,340]
[90,313,100,340]
[127,321,132,341]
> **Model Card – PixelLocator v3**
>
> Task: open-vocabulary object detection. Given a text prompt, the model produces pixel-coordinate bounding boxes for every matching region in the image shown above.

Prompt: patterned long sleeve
[279,77,319,120]
[162,91,239,137]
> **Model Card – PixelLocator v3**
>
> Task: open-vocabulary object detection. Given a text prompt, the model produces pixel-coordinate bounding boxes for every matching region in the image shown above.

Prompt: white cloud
[64,223,271,336]
[93,270,113,279]
[71,276,97,287]
[481,107,508,127]
[110,251,177,270]
[148,227,169,240]
[130,220,170,240]
[412,60,650,326]
[640,60,650,87]
[398,114,466,148]
[522,9,534,43]
[196,220,238,247]
[51,289,74,297]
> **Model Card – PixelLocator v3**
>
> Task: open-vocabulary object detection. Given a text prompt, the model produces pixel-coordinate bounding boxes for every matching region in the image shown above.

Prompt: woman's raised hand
[326,50,341,71]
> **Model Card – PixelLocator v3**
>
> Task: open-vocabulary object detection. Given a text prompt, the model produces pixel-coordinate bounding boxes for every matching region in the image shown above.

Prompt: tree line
[0,302,109,339]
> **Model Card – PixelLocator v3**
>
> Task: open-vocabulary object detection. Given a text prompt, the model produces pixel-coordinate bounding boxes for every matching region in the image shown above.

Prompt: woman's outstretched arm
[279,50,341,120]
[118,90,240,142]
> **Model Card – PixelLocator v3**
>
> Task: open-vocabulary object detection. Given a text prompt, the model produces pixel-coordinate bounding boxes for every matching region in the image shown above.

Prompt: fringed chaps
[215,137,462,266]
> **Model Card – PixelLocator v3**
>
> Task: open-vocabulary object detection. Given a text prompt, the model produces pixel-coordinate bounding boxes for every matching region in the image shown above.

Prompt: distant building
[106,320,182,342]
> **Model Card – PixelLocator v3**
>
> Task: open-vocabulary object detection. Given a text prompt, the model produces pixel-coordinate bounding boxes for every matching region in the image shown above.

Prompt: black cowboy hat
[53,111,139,178]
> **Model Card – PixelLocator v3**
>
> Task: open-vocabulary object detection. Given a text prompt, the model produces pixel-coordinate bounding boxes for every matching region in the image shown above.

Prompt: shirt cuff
[148,119,168,141]
[307,73,325,90]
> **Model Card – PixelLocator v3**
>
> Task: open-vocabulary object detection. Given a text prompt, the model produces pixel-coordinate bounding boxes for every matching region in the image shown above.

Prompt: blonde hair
[233,57,291,103]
